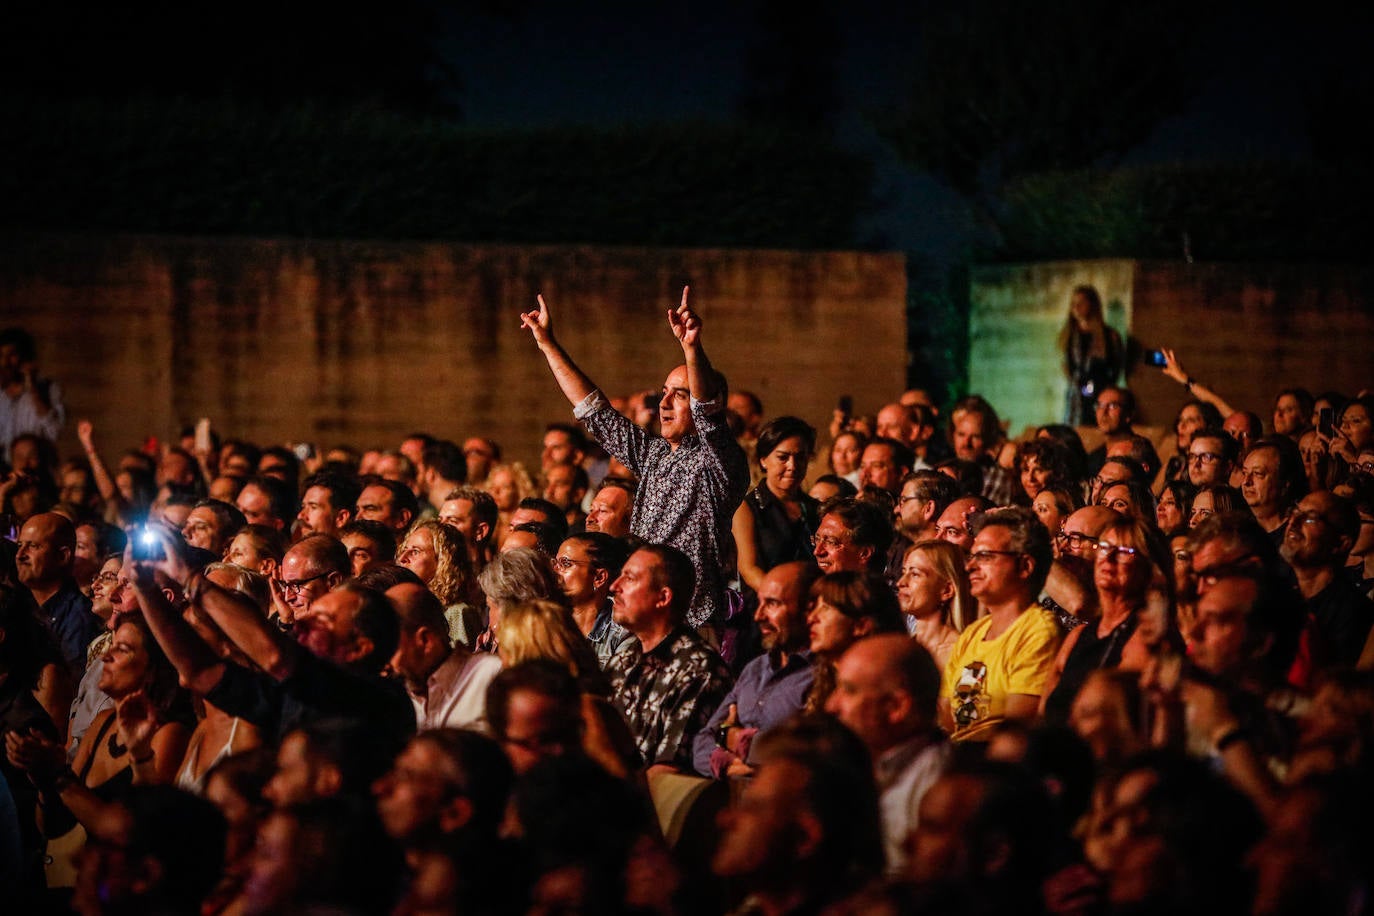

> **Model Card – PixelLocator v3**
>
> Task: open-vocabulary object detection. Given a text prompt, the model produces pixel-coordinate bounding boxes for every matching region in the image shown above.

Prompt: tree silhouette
[881,0,1211,208]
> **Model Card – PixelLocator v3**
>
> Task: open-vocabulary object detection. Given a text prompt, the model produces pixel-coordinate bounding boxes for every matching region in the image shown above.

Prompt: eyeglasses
[93,571,121,585]
[552,555,593,571]
[811,534,850,551]
[1186,557,1262,589]
[1056,530,1099,552]
[897,495,924,506]
[276,570,330,596]
[1288,510,1327,528]
[967,549,1023,565]
[1092,475,1126,492]
[1095,543,1140,562]
[1188,451,1222,465]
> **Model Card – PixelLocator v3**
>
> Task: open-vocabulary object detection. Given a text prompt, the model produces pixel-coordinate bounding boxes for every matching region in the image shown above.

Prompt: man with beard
[14,512,100,675]
[295,471,360,541]
[1281,491,1373,668]
[692,562,819,778]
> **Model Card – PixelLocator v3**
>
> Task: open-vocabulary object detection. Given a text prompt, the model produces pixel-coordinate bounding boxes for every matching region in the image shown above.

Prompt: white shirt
[1,378,64,463]
[408,650,502,732]
[876,732,950,875]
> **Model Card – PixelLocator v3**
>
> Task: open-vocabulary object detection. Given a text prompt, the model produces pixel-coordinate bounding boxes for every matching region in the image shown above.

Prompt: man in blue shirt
[692,561,819,778]
[14,512,100,675]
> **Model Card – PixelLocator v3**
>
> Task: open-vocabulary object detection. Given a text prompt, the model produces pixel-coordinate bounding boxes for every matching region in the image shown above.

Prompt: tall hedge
[2,95,872,250]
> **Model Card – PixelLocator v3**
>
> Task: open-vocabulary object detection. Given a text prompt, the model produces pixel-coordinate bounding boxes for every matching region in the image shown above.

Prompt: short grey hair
[476,547,562,612]
[203,561,272,613]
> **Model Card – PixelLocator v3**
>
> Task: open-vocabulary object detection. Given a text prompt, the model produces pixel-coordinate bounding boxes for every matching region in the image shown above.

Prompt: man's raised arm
[667,286,723,403]
[521,294,598,407]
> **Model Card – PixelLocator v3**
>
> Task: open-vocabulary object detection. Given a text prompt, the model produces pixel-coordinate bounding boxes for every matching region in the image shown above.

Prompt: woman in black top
[1058,285,1123,426]
[732,416,821,593]
[1042,515,1174,725]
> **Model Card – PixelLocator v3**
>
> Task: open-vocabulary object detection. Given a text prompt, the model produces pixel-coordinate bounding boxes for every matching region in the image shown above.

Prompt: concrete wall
[0,235,908,468]
[971,259,1374,436]
[969,260,1135,435]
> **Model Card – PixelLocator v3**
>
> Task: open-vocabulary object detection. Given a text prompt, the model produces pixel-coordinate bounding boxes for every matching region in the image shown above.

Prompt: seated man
[605,545,733,772]
[692,562,819,778]
[941,507,1061,741]
[812,497,894,575]
[373,728,514,916]
[386,582,502,730]
[827,633,949,875]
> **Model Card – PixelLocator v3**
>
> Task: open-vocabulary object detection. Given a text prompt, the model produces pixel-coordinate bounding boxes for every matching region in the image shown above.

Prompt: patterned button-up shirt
[575,388,750,628]
[606,627,734,770]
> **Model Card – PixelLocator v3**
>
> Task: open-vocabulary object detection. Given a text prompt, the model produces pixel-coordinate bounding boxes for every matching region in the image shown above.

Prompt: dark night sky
[433,2,1348,255]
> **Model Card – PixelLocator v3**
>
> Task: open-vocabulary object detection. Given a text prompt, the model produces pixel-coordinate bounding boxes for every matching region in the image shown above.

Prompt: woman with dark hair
[1155,479,1196,537]
[1036,424,1089,483]
[6,613,191,884]
[1097,477,1156,523]
[1162,400,1225,483]
[733,416,820,593]
[1034,486,1081,551]
[1188,484,1246,529]
[1058,285,1123,425]
[1016,439,1077,505]
[1328,394,1374,484]
[1272,388,1315,441]
[804,571,905,714]
[1042,515,1174,724]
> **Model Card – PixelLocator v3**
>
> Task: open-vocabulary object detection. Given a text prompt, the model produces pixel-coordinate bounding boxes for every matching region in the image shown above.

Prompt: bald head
[1065,505,1116,538]
[386,581,449,635]
[1060,506,1117,564]
[15,512,76,592]
[827,633,941,754]
[936,496,986,553]
[284,534,350,578]
[25,512,75,551]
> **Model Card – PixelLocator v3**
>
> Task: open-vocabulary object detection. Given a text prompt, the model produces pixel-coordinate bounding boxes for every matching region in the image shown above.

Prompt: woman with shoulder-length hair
[896,539,974,671]
[397,519,483,648]
[496,599,641,777]
[804,571,906,714]
[1041,514,1174,725]
[1058,285,1123,426]
[733,415,821,593]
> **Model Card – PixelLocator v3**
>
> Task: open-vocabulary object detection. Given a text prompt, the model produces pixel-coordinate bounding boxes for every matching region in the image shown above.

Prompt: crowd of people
[0,290,1372,915]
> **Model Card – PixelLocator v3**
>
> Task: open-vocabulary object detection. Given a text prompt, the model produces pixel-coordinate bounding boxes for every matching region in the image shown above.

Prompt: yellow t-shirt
[942,604,1062,741]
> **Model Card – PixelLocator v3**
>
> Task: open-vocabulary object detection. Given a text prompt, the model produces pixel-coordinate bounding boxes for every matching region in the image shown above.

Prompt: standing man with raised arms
[520,287,750,631]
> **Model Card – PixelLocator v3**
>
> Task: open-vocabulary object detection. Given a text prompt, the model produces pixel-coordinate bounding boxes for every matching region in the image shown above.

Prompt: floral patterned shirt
[575,387,750,627]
